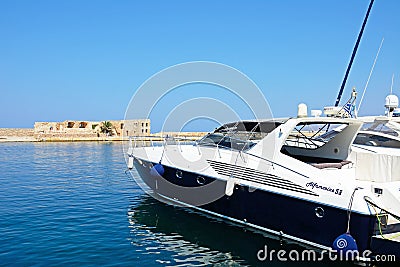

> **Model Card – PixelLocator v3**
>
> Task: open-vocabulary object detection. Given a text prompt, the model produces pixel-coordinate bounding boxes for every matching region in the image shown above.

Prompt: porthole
[333,148,339,154]
[148,163,153,169]
[142,162,147,168]
[176,170,183,179]
[137,159,143,165]
[315,207,325,218]
[197,176,205,185]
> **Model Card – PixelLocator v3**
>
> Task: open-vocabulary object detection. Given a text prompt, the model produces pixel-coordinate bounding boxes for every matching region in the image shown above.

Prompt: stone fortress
[0,119,206,142]
[33,119,150,141]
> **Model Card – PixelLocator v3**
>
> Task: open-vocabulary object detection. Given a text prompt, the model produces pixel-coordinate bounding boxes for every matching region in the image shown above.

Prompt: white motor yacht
[127,116,400,260]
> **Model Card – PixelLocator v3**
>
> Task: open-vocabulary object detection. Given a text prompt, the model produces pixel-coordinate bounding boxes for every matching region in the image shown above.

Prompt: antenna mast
[334,0,375,107]
[357,37,384,114]
[390,73,394,94]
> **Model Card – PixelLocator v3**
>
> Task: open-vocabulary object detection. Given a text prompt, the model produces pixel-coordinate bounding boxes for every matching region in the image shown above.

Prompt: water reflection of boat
[127,116,400,261]
[128,195,264,266]
[128,196,355,266]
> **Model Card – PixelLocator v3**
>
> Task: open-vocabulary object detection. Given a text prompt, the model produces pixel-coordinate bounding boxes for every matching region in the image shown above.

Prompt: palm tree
[100,121,114,136]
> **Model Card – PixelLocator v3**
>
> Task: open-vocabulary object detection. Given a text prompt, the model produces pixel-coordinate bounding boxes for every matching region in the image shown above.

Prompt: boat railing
[129,133,310,179]
[129,135,198,149]
[201,126,312,179]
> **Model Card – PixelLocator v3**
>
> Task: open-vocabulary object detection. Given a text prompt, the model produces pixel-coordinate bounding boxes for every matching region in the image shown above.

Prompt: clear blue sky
[1,0,399,131]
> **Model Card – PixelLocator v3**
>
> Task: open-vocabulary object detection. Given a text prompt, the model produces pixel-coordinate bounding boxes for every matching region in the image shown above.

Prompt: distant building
[34,119,150,139]
[121,120,150,136]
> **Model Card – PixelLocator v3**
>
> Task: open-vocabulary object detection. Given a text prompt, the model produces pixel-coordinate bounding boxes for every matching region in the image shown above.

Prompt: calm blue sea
[0,142,356,266]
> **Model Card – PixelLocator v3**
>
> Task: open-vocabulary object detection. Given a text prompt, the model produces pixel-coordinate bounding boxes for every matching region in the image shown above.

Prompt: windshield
[197,120,285,151]
[361,122,400,137]
[197,133,256,150]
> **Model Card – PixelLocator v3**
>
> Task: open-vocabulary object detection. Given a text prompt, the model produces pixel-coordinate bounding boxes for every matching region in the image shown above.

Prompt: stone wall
[0,128,34,137]
[0,128,35,142]
[0,121,206,142]
[34,119,151,141]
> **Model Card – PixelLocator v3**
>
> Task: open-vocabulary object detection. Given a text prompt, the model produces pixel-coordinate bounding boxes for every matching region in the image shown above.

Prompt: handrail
[131,132,310,180]
[199,123,311,179]
[364,196,400,221]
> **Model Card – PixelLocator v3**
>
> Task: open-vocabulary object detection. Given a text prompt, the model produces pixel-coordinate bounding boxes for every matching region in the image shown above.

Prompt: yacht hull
[132,158,377,254]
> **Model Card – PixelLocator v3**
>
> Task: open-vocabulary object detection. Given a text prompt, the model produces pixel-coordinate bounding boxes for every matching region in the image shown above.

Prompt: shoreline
[0,128,206,143]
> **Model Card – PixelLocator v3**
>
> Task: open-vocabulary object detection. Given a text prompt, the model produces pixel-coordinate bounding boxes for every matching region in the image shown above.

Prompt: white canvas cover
[353,151,400,182]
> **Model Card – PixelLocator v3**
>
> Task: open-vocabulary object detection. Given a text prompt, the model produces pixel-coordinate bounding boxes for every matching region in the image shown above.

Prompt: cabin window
[361,122,399,137]
[282,122,345,150]
[280,122,349,164]
[354,133,400,148]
